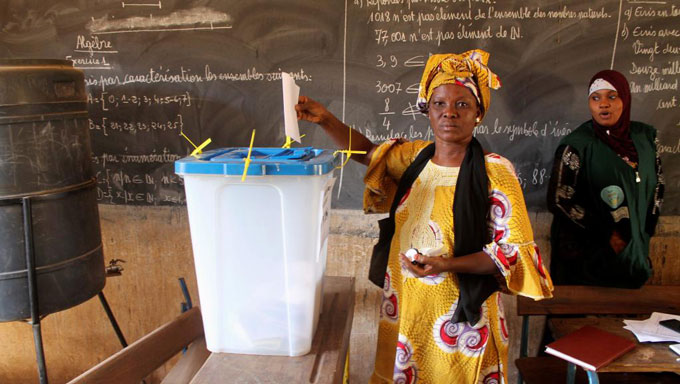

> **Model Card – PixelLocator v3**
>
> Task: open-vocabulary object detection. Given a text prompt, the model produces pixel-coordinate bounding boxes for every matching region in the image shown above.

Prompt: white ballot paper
[281,72,301,143]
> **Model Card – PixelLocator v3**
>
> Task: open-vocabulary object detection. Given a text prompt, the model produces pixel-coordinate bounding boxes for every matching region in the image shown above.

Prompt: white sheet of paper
[281,72,301,143]
[623,312,680,343]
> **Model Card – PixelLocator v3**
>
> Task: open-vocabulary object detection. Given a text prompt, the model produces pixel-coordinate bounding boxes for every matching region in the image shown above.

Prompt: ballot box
[176,147,336,356]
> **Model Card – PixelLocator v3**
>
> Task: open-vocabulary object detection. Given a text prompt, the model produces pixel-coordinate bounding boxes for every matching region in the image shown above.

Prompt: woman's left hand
[399,252,453,277]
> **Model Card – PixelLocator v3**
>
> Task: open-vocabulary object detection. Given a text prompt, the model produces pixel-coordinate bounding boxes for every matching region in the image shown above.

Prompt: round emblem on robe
[600,185,624,209]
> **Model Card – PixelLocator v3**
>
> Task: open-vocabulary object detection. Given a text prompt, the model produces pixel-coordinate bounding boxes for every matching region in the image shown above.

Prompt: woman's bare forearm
[316,112,376,166]
[447,251,498,275]
[404,250,499,277]
[296,96,377,165]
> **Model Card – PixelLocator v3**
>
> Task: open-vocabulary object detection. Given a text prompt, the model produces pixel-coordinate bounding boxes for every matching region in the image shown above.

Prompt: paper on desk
[671,343,680,356]
[623,312,680,343]
[281,72,301,143]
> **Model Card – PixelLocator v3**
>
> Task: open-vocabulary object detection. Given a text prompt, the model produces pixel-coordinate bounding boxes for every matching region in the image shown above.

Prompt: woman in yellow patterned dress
[296,50,553,384]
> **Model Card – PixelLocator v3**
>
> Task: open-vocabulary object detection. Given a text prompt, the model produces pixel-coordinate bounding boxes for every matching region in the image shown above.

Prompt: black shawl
[368,138,498,325]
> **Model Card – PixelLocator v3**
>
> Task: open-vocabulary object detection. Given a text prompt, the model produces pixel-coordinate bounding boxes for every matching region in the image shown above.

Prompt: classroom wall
[0,207,678,384]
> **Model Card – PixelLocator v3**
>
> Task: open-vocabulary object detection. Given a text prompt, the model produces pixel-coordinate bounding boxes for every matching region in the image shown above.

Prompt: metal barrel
[0,59,105,322]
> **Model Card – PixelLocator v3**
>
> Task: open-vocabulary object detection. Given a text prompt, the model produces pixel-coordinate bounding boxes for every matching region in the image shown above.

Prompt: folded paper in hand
[544,325,635,371]
[281,72,301,143]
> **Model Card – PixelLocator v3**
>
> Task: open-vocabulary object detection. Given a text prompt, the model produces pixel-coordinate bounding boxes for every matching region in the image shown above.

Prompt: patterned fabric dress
[364,140,553,384]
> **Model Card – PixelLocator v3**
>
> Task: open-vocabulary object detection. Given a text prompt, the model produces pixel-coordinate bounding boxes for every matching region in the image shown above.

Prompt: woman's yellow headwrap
[417,49,501,120]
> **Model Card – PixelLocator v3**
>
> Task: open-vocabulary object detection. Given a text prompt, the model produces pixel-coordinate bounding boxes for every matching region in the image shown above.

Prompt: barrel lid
[175,147,338,176]
[0,59,85,111]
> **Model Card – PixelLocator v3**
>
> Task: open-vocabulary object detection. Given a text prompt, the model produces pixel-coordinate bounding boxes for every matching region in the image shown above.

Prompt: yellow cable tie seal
[333,149,367,168]
[333,126,366,168]
[281,134,306,149]
[191,138,212,158]
[180,131,212,158]
[242,129,256,182]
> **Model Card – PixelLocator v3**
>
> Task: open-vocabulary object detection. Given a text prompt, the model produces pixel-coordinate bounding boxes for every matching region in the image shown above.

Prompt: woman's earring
[475,117,481,124]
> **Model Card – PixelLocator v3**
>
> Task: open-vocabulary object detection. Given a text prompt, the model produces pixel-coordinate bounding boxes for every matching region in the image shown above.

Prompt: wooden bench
[69,276,355,384]
[516,285,680,384]
[68,306,209,384]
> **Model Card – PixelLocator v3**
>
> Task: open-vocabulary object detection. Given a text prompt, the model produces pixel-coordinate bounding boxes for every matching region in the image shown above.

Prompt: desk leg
[566,363,576,384]
[586,371,600,384]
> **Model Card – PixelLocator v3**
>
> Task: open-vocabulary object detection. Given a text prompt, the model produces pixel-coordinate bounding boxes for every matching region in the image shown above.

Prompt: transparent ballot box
[175,147,336,356]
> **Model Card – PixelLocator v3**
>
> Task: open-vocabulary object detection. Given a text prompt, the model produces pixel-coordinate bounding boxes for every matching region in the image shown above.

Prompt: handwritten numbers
[376,55,386,68]
[532,168,547,185]
[379,97,396,129]
[373,29,407,45]
[516,169,528,189]
[376,55,397,68]
[369,11,390,23]
[391,31,406,43]
[374,29,388,45]
[382,116,391,131]
[375,81,402,94]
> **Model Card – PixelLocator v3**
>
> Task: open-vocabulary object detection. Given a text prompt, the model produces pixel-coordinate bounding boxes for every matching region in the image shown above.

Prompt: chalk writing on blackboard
[1,0,677,211]
[88,5,233,35]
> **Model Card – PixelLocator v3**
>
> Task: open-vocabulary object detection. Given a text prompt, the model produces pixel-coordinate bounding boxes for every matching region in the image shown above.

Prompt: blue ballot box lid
[175,147,338,176]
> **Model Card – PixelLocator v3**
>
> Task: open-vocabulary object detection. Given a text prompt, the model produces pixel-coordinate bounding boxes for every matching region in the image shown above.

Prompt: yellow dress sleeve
[482,155,554,300]
[363,139,431,213]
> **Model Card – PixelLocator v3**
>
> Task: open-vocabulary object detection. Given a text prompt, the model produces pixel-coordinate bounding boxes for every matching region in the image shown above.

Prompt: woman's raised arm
[296,96,377,166]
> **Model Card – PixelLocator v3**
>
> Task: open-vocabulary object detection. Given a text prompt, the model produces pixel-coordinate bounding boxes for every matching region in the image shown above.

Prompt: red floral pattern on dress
[394,335,418,384]
[399,188,411,207]
[495,243,519,268]
[396,187,411,215]
[433,302,489,357]
[533,245,547,278]
[496,292,509,342]
[500,315,508,340]
[479,366,501,384]
[381,270,398,322]
[486,190,523,273]
[489,190,511,244]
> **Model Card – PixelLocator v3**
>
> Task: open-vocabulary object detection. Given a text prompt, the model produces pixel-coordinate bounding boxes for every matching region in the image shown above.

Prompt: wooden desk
[190,276,355,384]
[550,317,680,374]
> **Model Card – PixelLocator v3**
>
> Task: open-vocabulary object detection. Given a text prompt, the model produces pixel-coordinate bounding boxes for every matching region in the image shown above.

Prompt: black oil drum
[0,59,105,322]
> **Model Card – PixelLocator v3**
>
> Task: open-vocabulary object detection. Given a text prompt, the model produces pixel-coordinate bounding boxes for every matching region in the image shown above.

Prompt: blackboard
[1,0,678,212]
